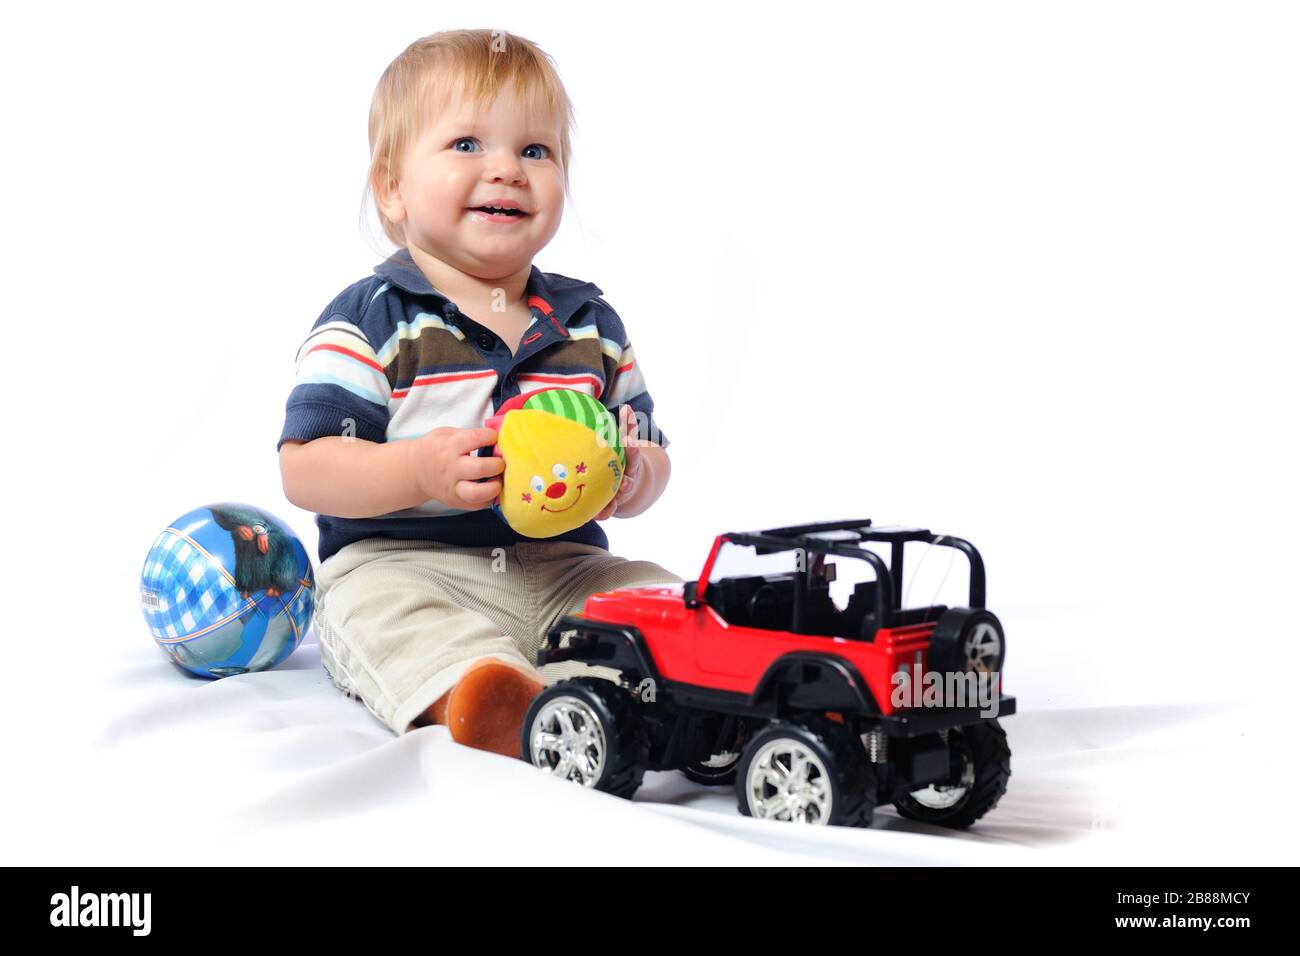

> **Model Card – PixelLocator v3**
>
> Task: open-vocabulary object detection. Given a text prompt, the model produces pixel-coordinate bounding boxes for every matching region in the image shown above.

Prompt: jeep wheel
[682,750,741,786]
[735,716,875,827]
[894,720,1011,829]
[682,719,747,786]
[521,677,647,799]
[930,609,1005,677]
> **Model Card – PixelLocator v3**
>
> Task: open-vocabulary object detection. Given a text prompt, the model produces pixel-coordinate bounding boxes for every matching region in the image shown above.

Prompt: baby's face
[392,89,565,276]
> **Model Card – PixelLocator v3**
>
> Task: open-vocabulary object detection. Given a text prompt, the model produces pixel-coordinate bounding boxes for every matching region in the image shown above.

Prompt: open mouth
[540,484,584,513]
[468,205,528,217]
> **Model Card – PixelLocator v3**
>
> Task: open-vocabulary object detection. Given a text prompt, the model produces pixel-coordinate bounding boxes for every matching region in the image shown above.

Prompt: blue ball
[139,503,315,679]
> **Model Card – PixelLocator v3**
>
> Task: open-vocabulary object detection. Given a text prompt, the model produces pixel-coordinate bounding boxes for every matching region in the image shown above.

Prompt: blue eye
[531,475,545,493]
[450,137,550,159]
[552,463,567,480]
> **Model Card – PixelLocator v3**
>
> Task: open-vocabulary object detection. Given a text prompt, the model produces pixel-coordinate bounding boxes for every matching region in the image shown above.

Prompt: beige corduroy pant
[313,537,684,735]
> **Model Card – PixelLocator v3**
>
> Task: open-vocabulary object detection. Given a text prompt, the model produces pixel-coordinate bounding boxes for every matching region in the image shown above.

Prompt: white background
[2,0,1296,865]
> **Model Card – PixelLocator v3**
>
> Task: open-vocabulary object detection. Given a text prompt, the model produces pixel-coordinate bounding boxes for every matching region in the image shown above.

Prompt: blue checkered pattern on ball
[140,529,246,641]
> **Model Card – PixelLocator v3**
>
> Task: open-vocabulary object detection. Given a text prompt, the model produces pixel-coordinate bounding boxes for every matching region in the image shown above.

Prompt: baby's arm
[612,441,670,518]
[280,427,504,519]
[594,404,672,520]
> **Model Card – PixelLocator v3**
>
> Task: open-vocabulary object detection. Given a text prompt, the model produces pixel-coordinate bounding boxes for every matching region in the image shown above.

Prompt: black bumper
[878,695,1016,737]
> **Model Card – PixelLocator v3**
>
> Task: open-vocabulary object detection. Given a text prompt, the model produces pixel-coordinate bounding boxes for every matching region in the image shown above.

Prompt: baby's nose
[546,481,567,499]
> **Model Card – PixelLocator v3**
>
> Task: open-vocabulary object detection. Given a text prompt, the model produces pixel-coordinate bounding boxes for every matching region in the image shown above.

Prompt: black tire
[894,720,1011,829]
[520,677,647,799]
[681,717,747,786]
[735,715,875,827]
[929,608,1005,680]
[682,752,741,786]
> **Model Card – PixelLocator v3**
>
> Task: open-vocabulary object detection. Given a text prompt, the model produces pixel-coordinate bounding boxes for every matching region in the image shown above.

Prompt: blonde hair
[362,29,576,249]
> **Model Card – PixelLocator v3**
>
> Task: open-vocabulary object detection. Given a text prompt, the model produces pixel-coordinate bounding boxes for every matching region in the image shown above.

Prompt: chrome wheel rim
[909,745,976,810]
[701,750,740,770]
[529,696,607,787]
[745,738,832,824]
[963,622,1001,674]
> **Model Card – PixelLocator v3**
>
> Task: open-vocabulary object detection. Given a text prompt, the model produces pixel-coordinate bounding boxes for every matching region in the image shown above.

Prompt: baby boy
[278,29,681,755]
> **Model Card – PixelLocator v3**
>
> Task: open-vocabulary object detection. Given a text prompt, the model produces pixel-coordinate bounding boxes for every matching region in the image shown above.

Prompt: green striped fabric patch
[523,389,624,467]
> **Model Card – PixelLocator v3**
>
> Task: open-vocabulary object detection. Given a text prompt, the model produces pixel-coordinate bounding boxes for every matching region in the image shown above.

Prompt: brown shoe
[440,659,546,757]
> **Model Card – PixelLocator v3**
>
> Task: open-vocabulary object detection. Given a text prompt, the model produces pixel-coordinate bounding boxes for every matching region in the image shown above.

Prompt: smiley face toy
[483,387,624,537]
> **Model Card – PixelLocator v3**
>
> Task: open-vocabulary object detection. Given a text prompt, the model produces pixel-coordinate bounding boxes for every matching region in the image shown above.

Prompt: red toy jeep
[521,519,1014,828]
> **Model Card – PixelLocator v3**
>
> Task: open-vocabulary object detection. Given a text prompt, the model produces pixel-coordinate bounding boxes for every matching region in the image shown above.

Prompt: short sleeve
[595,301,669,450]
[277,308,391,451]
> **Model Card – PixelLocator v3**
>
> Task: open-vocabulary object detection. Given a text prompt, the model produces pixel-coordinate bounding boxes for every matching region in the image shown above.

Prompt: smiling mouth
[468,206,529,217]
[540,484,584,513]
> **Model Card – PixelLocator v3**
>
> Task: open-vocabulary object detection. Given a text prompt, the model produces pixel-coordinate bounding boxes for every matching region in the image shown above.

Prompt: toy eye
[531,476,545,493]
[552,463,568,480]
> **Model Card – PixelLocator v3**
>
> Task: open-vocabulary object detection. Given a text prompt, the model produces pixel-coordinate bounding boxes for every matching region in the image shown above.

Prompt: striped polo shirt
[278,248,669,563]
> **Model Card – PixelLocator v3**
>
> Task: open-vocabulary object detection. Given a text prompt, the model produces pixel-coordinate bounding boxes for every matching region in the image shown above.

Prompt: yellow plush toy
[483,387,625,538]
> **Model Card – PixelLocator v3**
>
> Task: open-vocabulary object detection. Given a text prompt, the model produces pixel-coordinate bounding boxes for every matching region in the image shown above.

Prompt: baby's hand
[595,405,646,521]
[408,426,505,511]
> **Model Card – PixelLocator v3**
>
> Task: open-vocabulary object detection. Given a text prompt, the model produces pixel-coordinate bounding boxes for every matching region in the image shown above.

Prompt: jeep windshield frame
[693,518,987,640]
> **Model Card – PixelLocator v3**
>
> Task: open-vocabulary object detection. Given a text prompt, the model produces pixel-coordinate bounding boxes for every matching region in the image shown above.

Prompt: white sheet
[6,631,1277,866]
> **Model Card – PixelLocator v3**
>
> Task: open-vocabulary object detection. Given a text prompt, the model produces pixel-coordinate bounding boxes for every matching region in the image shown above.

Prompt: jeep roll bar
[685,518,987,639]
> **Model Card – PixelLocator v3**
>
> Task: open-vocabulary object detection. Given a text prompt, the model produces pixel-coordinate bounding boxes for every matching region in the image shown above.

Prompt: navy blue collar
[374,248,603,327]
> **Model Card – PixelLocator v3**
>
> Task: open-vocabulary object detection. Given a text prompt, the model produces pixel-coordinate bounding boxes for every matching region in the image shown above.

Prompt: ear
[372,161,406,228]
